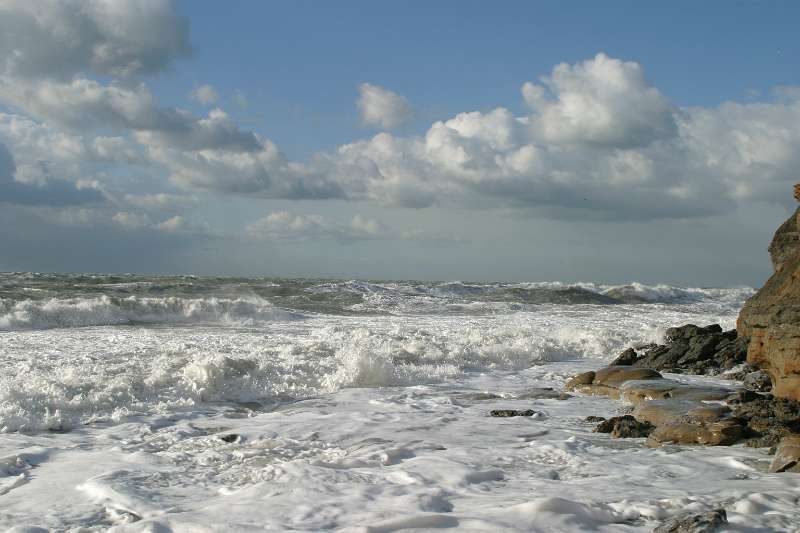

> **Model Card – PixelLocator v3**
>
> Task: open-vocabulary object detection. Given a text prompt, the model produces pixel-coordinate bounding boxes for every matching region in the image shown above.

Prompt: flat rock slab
[621,379,733,404]
[769,435,800,473]
[633,400,731,427]
[647,419,743,447]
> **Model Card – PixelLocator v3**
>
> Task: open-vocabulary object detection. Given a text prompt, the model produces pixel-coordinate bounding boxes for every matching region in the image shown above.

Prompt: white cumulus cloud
[357,83,413,129]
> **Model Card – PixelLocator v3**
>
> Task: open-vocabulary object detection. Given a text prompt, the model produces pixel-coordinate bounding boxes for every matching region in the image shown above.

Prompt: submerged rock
[490,409,538,417]
[653,508,727,533]
[737,207,800,400]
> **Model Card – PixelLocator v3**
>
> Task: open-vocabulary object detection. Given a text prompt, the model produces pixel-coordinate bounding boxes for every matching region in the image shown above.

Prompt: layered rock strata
[737,207,800,400]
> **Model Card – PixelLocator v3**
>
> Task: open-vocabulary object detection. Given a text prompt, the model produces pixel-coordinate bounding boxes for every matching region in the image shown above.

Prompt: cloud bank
[246,211,384,242]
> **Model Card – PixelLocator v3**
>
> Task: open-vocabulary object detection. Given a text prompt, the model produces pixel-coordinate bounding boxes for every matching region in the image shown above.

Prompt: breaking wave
[0,295,300,331]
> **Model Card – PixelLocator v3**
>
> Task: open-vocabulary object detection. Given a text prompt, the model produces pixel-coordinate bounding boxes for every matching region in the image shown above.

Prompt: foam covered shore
[2,273,798,531]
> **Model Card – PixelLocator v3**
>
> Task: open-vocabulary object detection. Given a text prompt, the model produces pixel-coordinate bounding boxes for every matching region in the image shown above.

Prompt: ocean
[1,273,798,531]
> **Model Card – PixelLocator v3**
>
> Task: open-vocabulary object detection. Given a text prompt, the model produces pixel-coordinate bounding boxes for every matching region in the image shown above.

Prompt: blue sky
[164,1,800,158]
[1,1,799,285]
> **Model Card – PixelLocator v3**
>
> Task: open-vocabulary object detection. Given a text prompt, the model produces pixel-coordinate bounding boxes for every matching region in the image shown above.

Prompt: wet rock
[646,419,743,447]
[219,434,240,443]
[593,415,654,438]
[490,409,538,417]
[585,415,606,423]
[633,400,730,427]
[610,347,639,366]
[653,508,727,533]
[769,435,800,473]
[737,207,800,400]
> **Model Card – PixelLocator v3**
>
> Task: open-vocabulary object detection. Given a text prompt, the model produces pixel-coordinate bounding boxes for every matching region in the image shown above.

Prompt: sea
[1,273,798,531]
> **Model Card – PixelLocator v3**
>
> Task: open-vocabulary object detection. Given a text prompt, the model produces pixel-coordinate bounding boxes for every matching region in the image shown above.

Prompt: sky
[1,0,799,286]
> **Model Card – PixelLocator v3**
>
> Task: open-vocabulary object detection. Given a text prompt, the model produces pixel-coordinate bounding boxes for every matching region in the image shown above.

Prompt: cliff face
[737,207,800,400]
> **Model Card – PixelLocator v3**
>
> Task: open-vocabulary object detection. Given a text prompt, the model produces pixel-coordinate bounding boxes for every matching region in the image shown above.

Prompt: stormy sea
[1,273,798,531]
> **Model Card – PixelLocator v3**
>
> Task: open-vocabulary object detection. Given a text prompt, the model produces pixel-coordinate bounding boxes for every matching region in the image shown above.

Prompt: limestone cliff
[737,207,800,400]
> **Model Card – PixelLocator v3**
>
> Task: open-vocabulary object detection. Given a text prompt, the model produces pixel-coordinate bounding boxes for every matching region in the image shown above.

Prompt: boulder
[769,435,800,473]
[737,207,800,400]
[564,366,662,399]
[632,325,746,375]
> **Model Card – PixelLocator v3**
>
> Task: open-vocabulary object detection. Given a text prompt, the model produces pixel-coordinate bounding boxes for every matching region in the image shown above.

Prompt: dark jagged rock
[490,409,538,417]
[738,207,800,400]
[629,324,747,375]
[653,509,727,533]
[585,415,606,423]
[593,415,654,438]
[219,434,240,443]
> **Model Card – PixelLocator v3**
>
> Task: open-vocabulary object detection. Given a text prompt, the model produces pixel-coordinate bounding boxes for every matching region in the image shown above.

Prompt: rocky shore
[563,207,800,531]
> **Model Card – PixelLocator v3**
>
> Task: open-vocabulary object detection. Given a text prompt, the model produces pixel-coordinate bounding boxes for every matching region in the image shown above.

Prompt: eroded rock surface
[737,207,800,400]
